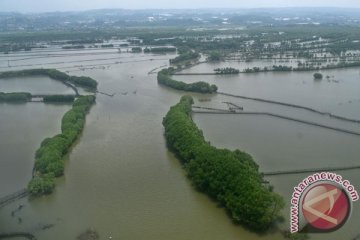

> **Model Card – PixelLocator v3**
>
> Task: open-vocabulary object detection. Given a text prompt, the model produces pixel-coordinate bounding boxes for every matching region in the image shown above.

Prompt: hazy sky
[0,0,360,12]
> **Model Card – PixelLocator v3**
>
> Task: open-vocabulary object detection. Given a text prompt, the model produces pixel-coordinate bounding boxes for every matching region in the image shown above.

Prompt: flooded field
[0,76,75,95]
[0,48,359,240]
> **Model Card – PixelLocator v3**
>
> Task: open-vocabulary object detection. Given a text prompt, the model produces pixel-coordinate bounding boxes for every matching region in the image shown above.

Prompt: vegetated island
[313,72,323,80]
[170,49,200,66]
[0,92,76,103]
[162,95,284,231]
[157,68,218,93]
[0,69,98,91]
[0,92,32,102]
[152,47,218,94]
[28,95,96,195]
[0,68,98,195]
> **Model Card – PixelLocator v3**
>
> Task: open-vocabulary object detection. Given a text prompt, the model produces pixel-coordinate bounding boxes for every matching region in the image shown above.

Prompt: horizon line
[2,6,360,14]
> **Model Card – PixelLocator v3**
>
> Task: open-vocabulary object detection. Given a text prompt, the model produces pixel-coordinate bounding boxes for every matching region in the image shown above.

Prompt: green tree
[313,72,323,79]
[162,96,285,231]
[208,51,222,61]
[28,174,56,195]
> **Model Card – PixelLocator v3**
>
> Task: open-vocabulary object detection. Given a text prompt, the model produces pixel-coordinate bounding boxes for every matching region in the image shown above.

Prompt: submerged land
[0,7,360,240]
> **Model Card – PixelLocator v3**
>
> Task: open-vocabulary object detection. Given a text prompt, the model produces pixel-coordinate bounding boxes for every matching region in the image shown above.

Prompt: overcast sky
[0,0,360,12]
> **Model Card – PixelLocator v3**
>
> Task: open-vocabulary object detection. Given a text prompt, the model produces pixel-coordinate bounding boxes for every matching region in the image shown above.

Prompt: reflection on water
[0,51,359,240]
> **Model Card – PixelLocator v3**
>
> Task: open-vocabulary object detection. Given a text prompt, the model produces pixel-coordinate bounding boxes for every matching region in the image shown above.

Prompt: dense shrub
[0,69,98,91]
[69,75,98,89]
[0,92,32,102]
[207,51,222,61]
[101,44,114,48]
[170,51,199,64]
[214,67,240,74]
[62,45,85,49]
[157,69,217,93]
[28,173,56,196]
[28,95,96,195]
[313,72,323,79]
[131,47,142,53]
[272,65,293,71]
[162,96,284,231]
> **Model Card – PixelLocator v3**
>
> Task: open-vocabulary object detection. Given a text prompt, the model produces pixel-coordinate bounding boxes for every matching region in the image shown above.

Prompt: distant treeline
[244,61,360,73]
[144,47,176,53]
[65,39,103,44]
[28,95,95,195]
[170,51,199,65]
[0,69,98,90]
[131,47,142,53]
[162,96,284,231]
[101,44,114,48]
[214,67,240,74]
[0,92,31,102]
[62,45,85,49]
[0,44,33,53]
[157,68,217,93]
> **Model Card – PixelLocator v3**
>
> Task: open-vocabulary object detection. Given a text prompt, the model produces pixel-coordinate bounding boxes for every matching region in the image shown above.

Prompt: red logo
[301,183,350,232]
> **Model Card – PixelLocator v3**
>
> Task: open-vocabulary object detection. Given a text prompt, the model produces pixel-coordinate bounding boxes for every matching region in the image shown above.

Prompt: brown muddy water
[0,50,359,239]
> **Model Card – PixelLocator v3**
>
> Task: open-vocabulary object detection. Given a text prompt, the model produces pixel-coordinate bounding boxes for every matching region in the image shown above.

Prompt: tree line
[162,96,284,232]
[214,67,240,74]
[0,69,98,91]
[0,92,32,102]
[28,95,96,195]
[0,92,76,103]
[243,61,360,73]
[62,45,85,49]
[157,68,217,93]
[144,47,176,53]
[169,51,200,65]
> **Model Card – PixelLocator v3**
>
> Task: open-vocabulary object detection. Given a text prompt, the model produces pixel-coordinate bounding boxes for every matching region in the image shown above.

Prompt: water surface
[0,50,359,240]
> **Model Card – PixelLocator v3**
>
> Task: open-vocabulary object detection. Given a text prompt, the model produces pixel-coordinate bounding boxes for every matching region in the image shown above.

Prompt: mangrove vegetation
[0,69,98,91]
[162,96,284,231]
[131,47,142,53]
[28,95,96,195]
[214,67,240,74]
[170,51,200,65]
[157,68,217,93]
[144,47,176,53]
[313,72,323,79]
[0,92,32,102]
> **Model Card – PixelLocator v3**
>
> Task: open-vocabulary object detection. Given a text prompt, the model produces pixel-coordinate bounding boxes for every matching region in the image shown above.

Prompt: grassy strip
[162,96,284,231]
[28,95,95,195]
[0,69,98,91]
[157,68,217,93]
[0,92,32,102]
